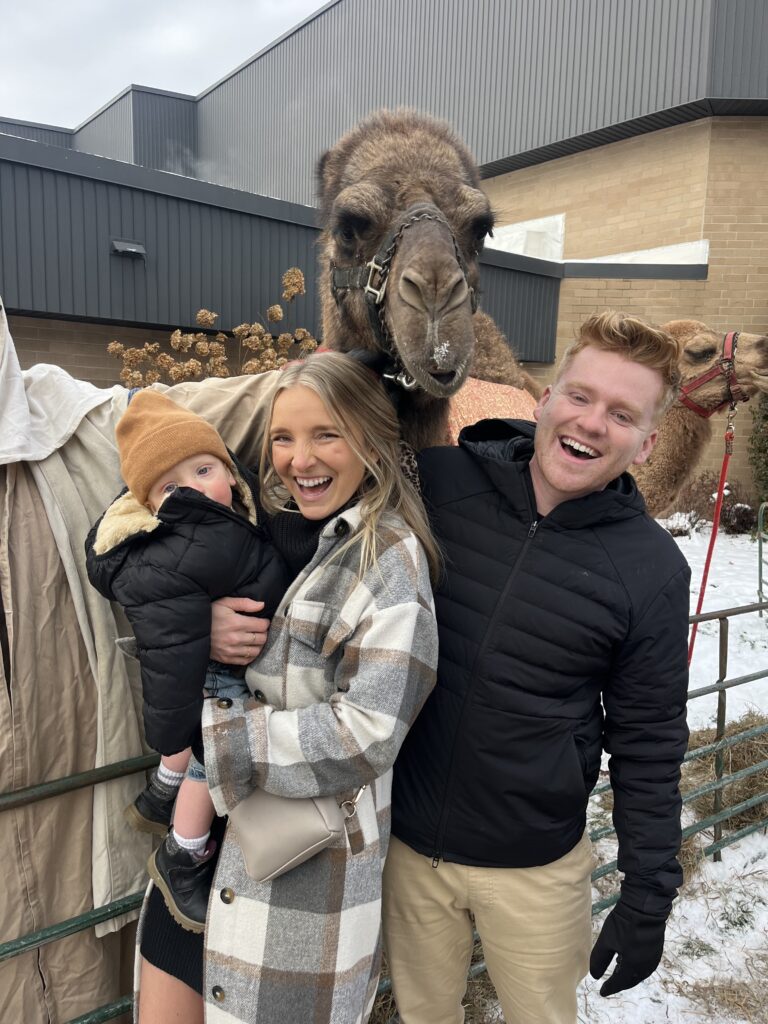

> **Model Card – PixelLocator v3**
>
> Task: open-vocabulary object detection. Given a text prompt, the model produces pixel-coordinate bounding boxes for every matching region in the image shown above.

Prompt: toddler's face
[147,454,235,513]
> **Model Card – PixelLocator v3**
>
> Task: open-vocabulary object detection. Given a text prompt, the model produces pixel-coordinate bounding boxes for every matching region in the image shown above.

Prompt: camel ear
[316,149,333,192]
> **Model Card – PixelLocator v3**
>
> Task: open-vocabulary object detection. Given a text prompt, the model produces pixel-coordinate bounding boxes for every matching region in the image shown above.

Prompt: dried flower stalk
[106,267,318,386]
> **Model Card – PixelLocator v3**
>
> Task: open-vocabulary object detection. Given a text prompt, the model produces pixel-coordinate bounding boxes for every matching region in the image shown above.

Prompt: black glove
[589,902,667,996]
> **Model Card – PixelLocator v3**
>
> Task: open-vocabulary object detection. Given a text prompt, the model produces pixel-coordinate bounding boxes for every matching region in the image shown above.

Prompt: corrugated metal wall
[196,0,728,205]
[0,157,320,332]
[480,256,559,364]
[132,91,198,177]
[0,120,72,147]
[73,93,133,164]
[709,0,768,96]
[0,142,557,361]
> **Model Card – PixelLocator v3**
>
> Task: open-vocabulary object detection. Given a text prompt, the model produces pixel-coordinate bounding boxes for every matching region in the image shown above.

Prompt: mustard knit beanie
[116,390,233,506]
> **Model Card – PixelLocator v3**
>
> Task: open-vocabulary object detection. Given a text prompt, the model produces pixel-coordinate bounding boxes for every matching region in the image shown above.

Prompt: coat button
[220,887,235,904]
[212,985,225,1002]
[217,698,233,709]
[252,690,266,702]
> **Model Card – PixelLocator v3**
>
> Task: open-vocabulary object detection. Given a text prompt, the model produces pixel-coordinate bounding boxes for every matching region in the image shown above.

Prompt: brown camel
[632,320,768,516]
[317,108,538,450]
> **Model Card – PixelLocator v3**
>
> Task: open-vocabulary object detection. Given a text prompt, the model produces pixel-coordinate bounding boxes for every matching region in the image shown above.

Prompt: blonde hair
[259,352,441,583]
[558,311,682,417]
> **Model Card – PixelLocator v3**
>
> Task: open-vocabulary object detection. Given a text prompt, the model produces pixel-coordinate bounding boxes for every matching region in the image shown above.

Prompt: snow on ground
[577,527,768,1023]
[682,529,768,730]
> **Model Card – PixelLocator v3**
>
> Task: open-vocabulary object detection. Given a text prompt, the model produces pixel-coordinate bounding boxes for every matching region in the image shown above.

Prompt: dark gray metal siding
[0,147,320,334]
[73,93,133,163]
[195,0,761,206]
[480,251,559,363]
[132,90,198,177]
[0,119,72,147]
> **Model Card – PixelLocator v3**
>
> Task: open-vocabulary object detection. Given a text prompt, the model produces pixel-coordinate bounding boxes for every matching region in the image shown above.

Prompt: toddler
[86,390,288,932]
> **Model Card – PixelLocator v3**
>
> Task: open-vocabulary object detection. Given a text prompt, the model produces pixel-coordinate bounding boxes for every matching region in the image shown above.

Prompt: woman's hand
[210,597,270,664]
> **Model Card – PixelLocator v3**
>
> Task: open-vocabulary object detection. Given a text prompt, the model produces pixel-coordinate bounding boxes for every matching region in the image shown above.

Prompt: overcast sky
[1,0,330,128]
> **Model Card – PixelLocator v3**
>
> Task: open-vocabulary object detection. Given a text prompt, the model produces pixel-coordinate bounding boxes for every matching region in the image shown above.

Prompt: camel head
[317,109,493,398]
[632,319,768,516]
[664,319,768,413]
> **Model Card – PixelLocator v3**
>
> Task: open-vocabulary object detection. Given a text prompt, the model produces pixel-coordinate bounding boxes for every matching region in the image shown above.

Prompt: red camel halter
[679,331,748,417]
[685,331,748,664]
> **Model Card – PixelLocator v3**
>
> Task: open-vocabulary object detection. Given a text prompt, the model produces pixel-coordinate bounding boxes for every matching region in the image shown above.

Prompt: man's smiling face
[529,345,664,516]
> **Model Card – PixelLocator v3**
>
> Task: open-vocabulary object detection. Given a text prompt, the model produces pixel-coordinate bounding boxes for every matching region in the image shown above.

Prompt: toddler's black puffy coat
[85,457,289,756]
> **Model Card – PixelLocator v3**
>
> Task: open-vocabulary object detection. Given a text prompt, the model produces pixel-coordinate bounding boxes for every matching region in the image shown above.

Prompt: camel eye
[469,215,494,254]
[335,212,372,248]
[687,347,718,363]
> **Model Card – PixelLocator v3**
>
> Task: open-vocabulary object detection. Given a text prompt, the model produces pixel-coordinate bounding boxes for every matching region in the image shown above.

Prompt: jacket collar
[457,418,646,527]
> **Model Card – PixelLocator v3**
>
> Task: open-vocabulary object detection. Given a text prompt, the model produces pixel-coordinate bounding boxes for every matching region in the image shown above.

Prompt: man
[382,312,691,1024]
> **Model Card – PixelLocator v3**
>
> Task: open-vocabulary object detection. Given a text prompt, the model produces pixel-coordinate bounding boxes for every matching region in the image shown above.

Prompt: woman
[136,351,440,1024]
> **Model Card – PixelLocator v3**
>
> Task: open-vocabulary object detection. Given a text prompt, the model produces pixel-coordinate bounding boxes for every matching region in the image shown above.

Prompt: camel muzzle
[329,202,477,389]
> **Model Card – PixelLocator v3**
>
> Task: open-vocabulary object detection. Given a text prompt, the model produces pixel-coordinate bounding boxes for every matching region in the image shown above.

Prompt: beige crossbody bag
[228,785,365,883]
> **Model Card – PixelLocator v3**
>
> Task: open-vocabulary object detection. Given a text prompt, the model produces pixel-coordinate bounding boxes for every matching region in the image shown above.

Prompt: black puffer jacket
[392,420,690,916]
[85,456,289,756]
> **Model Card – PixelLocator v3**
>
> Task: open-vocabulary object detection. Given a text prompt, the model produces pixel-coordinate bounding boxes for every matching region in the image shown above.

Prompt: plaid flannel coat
[196,504,436,1023]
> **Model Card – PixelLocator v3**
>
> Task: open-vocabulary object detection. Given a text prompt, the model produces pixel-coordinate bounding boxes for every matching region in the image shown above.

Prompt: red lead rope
[687,411,737,665]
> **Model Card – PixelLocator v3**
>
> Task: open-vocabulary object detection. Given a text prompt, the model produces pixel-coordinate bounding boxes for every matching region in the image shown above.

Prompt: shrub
[671,470,756,535]
[749,393,768,506]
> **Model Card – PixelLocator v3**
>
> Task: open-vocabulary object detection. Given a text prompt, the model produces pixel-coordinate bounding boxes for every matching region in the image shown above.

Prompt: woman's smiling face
[268,385,368,520]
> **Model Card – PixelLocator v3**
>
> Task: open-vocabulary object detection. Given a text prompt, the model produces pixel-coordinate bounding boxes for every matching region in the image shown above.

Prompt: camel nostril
[399,267,470,319]
[440,273,469,318]
[399,268,431,314]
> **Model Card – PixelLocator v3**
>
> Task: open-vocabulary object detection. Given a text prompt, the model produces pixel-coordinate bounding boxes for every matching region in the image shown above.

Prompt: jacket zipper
[430,515,540,867]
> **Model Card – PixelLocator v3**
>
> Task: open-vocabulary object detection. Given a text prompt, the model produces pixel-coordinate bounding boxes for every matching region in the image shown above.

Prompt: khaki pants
[382,834,594,1024]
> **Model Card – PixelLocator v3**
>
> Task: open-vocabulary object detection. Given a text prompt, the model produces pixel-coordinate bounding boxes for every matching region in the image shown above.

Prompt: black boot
[147,834,217,933]
[124,772,177,836]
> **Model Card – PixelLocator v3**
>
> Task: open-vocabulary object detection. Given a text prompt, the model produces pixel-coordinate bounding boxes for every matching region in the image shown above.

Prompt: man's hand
[589,902,667,997]
[210,597,270,664]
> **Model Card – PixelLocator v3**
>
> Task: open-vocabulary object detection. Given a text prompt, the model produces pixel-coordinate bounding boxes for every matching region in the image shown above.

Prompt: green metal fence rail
[1,603,766,1023]
[759,502,767,618]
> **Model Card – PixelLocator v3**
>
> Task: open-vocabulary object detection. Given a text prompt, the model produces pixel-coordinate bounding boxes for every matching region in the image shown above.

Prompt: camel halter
[679,331,749,417]
[330,201,478,390]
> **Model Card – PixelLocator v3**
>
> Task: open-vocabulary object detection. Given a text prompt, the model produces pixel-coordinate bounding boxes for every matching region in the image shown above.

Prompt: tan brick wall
[8,315,165,388]
[492,117,768,505]
[484,120,712,258]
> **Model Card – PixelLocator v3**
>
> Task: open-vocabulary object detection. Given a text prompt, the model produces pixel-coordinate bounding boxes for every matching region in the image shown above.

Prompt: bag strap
[339,785,366,819]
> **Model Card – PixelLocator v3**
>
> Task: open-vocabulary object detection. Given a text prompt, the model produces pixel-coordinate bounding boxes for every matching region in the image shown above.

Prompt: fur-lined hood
[91,456,258,556]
